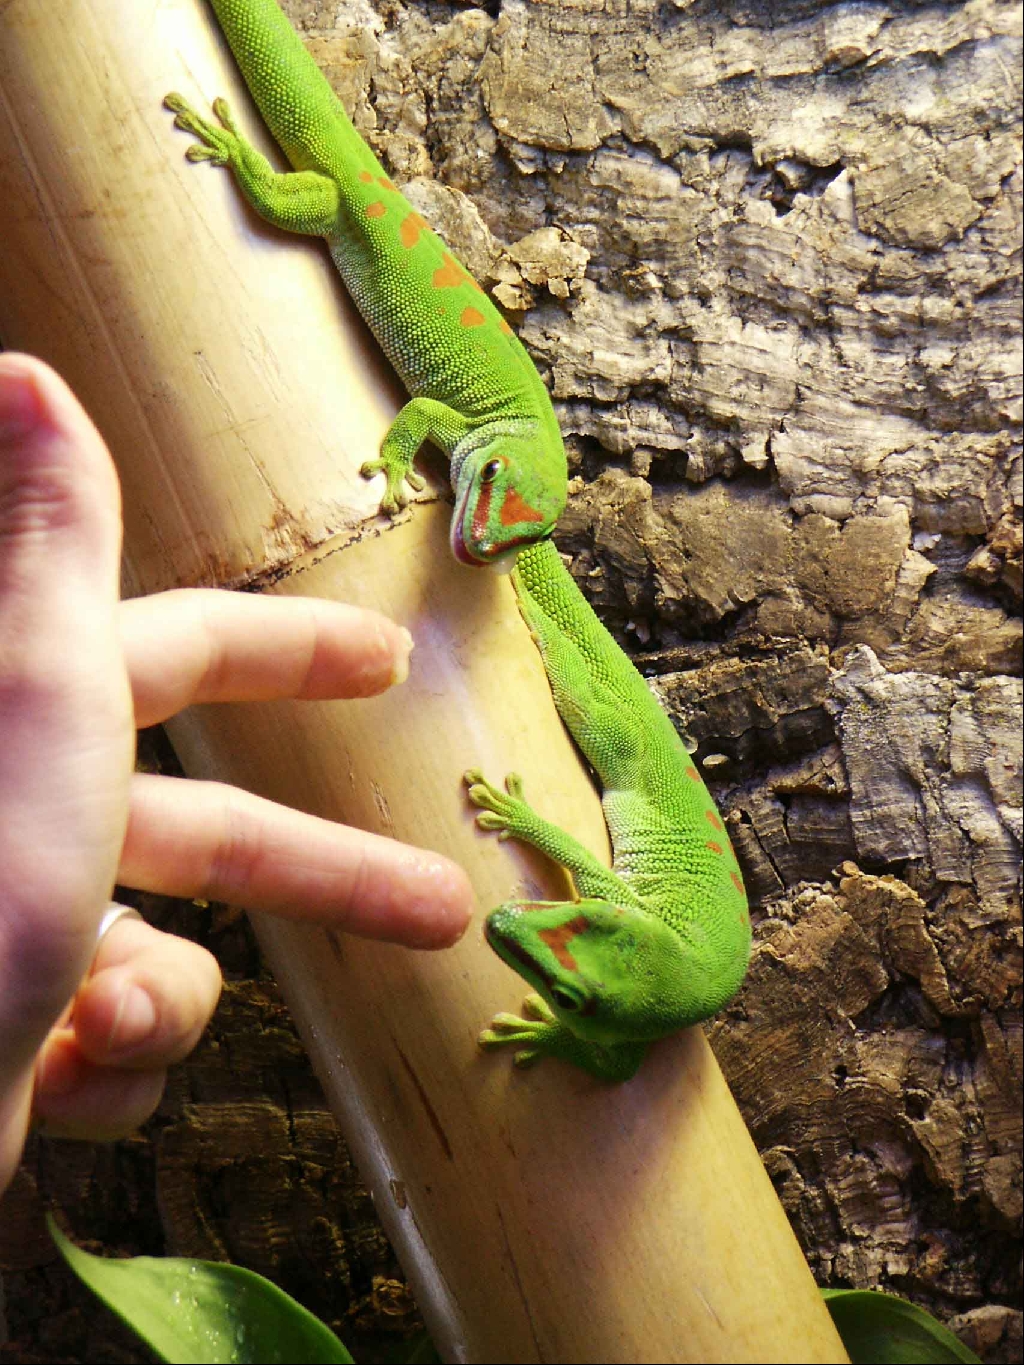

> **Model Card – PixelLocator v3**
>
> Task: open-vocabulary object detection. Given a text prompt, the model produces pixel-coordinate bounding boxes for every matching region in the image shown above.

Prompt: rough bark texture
[2,1,1020,1362]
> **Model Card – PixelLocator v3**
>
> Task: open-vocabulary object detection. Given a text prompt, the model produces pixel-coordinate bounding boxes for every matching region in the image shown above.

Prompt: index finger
[122,589,414,727]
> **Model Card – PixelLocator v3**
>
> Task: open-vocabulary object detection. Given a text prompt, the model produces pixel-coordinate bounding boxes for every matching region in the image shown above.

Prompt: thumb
[0,355,133,1093]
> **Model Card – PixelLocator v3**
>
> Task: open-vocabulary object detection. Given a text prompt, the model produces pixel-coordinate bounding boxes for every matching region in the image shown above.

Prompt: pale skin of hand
[0,354,475,1196]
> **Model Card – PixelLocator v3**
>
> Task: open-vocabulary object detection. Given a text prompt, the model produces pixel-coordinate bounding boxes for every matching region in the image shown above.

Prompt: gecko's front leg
[463,769,639,907]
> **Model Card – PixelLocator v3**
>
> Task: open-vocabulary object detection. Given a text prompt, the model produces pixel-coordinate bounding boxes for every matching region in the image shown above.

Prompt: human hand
[0,354,474,1195]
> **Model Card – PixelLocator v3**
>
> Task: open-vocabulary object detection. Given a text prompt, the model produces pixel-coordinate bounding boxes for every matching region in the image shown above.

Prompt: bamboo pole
[0,3,848,1361]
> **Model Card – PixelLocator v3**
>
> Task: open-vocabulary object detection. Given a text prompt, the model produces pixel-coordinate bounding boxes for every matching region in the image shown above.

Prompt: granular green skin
[169,0,750,1081]
[468,543,750,1081]
[166,0,564,562]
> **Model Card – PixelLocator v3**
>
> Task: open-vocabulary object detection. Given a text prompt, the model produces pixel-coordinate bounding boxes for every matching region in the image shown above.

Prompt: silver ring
[97,901,144,942]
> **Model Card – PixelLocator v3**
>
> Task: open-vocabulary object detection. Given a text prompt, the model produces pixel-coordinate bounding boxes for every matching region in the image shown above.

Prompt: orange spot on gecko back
[705,810,723,830]
[433,252,467,289]
[400,212,428,248]
[499,319,513,335]
[460,306,486,328]
[359,170,374,183]
[539,915,590,971]
[685,767,700,781]
[365,201,387,219]
[378,176,396,191]
[706,840,724,855]
[730,871,745,895]
[499,486,546,528]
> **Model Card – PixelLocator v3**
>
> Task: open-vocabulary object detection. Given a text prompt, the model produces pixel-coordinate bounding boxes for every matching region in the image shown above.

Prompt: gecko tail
[206,0,374,180]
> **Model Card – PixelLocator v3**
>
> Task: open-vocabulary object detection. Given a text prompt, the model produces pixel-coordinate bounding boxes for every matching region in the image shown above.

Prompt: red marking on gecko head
[471,478,494,542]
[538,915,590,971]
[706,840,724,856]
[705,810,723,830]
[499,486,546,528]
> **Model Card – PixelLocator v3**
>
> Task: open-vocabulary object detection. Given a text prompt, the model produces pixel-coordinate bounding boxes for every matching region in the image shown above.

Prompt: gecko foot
[359,457,425,517]
[478,995,559,1067]
[165,93,243,167]
[463,769,528,839]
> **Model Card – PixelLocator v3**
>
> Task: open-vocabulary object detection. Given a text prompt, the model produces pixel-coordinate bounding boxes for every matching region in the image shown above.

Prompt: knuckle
[203,787,265,899]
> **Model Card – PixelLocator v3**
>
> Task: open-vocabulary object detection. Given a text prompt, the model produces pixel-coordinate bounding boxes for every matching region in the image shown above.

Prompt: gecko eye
[480,458,503,484]
[550,986,581,1012]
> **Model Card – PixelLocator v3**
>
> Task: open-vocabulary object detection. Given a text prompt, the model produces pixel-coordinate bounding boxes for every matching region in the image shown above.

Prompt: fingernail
[0,359,43,444]
[107,984,158,1054]
[390,626,414,686]
[402,859,475,948]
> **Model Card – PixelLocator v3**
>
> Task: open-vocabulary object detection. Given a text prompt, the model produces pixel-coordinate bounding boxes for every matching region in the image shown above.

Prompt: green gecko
[465,538,750,1080]
[166,0,565,565]
[167,0,750,1081]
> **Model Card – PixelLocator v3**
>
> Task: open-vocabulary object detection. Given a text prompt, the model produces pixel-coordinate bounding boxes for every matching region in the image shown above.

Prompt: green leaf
[384,1331,442,1365]
[822,1289,980,1364]
[48,1216,353,1365]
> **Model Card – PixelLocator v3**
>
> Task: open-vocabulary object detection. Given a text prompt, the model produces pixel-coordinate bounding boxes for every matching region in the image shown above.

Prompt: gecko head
[450,434,565,568]
[485,899,736,1043]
